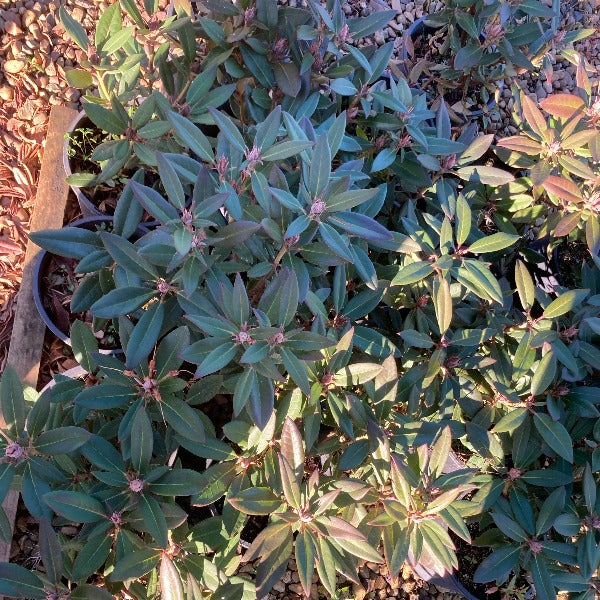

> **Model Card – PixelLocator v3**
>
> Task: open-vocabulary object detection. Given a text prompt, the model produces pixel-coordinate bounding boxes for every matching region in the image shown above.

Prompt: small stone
[374,29,385,45]
[22,9,37,27]
[4,59,26,73]
[5,20,23,36]
[288,584,304,595]
[71,7,85,21]
[0,85,13,101]
[65,87,80,102]
[272,582,285,593]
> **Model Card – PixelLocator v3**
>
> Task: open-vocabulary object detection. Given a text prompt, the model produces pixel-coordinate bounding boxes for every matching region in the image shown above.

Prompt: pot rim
[33,215,123,354]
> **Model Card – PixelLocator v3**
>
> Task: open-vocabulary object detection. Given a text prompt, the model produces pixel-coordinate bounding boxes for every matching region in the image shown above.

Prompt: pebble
[4,59,26,74]
[0,85,14,100]
[22,10,37,27]
[5,20,23,36]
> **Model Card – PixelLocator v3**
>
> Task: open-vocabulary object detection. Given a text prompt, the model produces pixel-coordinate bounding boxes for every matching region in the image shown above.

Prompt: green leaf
[429,426,451,479]
[530,351,557,397]
[111,548,161,581]
[191,462,237,506]
[66,69,93,88]
[72,534,113,581]
[76,383,137,410]
[273,62,301,97]
[248,524,292,597]
[156,152,186,209]
[155,326,189,379]
[399,329,433,349]
[161,397,205,443]
[326,188,378,212]
[100,231,159,279]
[160,555,184,600]
[38,518,62,585]
[454,43,484,70]
[280,347,311,396]
[228,487,281,515]
[29,227,101,259]
[34,426,90,455]
[492,408,528,434]
[278,270,299,327]
[43,491,106,523]
[336,536,382,564]
[533,413,573,463]
[491,513,527,542]
[70,320,99,372]
[130,180,180,224]
[330,78,357,96]
[309,134,331,198]
[391,261,434,285]
[0,563,45,599]
[543,289,590,319]
[295,530,315,597]
[125,301,165,370]
[167,111,214,162]
[83,102,128,135]
[318,222,353,261]
[347,10,395,38]
[531,554,557,600]
[334,362,382,386]
[455,194,471,246]
[211,221,262,247]
[278,454,301,508]
[195,341,238,377]
[150,469,207,496]
[468,233,520,254]
[208,107,246,153]
[58,6,89,51]
[515,259,535,310]
[71,585,114,600]
[433,277,452,335]
[280,417,304,480]
[458,134,494,165]
[102,26,134,54]
[262,141,313,161]
[131,407,153,474]
[473,545,521,583]
[141,494,168,548]
[536,487,566,535]
[456,166,515,186]
[239,44,275,88]
[0,366,25,436]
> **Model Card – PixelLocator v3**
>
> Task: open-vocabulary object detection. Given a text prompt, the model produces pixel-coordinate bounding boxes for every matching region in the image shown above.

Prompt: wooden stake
[0,106,77,572]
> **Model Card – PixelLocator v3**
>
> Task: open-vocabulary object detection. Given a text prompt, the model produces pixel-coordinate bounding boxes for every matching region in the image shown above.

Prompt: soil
[451,524,501,600]
[67,122,159,221]
[40,253,119,351]
[67,122,125,214]
[404,22,495,115]
[554,240,590,288]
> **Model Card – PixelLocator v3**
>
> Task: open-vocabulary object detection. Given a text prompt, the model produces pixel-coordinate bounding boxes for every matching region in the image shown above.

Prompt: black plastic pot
[403,16,502,121]
[33,216,125,353]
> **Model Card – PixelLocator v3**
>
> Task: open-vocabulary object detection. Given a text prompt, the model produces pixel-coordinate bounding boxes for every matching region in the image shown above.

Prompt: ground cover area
[0,0,600,599]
